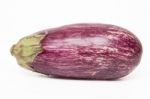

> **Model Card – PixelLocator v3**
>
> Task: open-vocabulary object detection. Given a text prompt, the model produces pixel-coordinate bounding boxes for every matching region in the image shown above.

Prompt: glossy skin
[29,24,142,79]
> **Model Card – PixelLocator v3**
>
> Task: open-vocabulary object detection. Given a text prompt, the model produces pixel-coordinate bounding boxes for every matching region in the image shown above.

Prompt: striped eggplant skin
[11,23,142,80]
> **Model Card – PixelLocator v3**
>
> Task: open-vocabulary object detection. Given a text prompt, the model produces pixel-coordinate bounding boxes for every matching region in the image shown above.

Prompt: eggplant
[11,23,142,80]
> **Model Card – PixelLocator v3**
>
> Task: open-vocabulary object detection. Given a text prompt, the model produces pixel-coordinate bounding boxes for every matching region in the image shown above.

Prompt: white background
[0,0,149,99]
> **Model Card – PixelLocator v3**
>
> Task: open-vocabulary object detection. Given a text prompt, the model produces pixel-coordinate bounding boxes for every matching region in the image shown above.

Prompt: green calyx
[11,32,47,70]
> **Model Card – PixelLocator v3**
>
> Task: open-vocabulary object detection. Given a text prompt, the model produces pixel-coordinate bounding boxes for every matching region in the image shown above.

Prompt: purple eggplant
[11,23,142,80]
